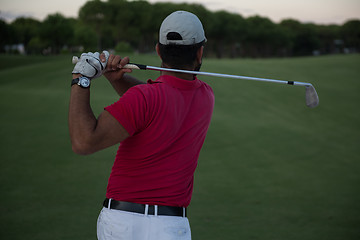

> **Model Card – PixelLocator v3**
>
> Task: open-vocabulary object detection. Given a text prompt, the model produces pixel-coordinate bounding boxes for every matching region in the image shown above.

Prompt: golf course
[0,53,359,239]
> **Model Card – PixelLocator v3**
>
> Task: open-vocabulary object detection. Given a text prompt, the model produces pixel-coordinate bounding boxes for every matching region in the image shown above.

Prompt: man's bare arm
[69,74,129,155]
[107,73,144,96]
[101,54,145,96]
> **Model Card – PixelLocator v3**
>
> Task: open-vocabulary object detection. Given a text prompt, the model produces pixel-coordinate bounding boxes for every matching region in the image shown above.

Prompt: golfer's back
[104,74,214,207]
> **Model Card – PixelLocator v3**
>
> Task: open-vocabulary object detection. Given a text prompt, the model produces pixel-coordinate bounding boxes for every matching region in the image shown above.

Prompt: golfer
[69,11,214,240]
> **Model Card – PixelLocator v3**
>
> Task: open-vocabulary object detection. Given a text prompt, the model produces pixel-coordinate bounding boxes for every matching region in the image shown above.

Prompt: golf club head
[305,85,319,108]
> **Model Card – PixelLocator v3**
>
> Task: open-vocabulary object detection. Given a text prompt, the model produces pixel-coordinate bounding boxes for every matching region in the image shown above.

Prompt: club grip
[123,63,147,70]
[72,56,79,64]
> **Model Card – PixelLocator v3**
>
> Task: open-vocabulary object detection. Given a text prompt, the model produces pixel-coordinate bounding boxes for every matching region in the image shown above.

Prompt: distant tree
[150,2,182,27]
[280,19,320,56]
[128,0,157,52]
[107,0,153,51]
[40,13,74,54]
[245,16,289,57]
[298,24,321,56]
[341,19,360,52]
[0,19,16,52]
[27,37,47,54]
[10,17,41,48]
[73,23,98,51]
[315,24,341,54]
[280,19,301,56]
[79,0,109,49]
[207,11,247,58]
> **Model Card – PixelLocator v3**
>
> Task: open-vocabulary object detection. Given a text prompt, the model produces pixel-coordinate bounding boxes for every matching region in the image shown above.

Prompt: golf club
[72,56,319,108]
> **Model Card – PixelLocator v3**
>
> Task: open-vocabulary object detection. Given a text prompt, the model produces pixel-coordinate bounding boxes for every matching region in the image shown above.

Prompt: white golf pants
[97,207,191,240]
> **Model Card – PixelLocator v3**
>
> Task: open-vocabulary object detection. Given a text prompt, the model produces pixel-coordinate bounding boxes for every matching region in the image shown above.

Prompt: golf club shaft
[123,63,318,108]
[72,57,310,87]
[124,63,312,87]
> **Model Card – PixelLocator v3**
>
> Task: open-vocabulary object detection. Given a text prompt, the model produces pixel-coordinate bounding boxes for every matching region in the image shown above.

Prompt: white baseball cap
[159,11,207,45]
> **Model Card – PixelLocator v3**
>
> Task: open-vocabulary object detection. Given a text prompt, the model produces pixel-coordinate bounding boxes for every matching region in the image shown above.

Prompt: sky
[1,0,359,25]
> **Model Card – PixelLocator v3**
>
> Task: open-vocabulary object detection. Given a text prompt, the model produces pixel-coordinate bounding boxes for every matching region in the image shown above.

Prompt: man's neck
[160,71,195,81]
[160,63,195,81]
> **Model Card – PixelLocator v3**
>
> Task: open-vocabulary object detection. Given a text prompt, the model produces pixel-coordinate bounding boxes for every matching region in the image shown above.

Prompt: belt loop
[183,208,186,218]
[154,205,158,216]
[144,204,149,216]
[108,198,112,209]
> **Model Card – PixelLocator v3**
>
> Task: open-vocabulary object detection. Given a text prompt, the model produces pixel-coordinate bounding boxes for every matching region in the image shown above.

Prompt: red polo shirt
[104,75,214,207]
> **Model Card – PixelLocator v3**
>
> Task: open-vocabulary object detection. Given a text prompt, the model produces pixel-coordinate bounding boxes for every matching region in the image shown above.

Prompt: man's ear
[156,43,161,59]
[197,46,204,64]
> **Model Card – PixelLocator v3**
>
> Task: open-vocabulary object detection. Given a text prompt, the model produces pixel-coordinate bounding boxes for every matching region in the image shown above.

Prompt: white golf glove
[72,51,109,79]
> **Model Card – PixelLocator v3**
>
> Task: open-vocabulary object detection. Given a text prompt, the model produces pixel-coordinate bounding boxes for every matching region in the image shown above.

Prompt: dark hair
[158,40,205,69]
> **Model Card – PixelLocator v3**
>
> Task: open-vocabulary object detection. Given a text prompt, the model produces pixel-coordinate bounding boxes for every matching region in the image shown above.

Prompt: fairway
[0,54,359,240]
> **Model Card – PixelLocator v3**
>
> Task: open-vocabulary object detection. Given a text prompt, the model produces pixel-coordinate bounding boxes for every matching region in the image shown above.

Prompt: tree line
[1,0,359,58]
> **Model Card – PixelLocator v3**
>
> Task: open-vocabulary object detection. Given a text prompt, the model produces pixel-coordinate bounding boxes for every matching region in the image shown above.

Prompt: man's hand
[72,51,109,79]
[98,53,145,96]
[100,54,133,82]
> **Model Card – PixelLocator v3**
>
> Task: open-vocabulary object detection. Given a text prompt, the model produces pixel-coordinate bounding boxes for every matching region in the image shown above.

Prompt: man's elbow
[71,141,95,155]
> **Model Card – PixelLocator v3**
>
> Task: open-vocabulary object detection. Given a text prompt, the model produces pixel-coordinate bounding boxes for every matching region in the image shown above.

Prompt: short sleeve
[105,86,147,136]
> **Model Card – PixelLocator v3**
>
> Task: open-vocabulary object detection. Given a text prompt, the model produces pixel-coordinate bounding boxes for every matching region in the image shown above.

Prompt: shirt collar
[147,75,202,90]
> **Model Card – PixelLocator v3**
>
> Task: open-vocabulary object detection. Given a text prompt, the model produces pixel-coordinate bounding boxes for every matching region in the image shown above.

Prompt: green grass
[0,53,359,240]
